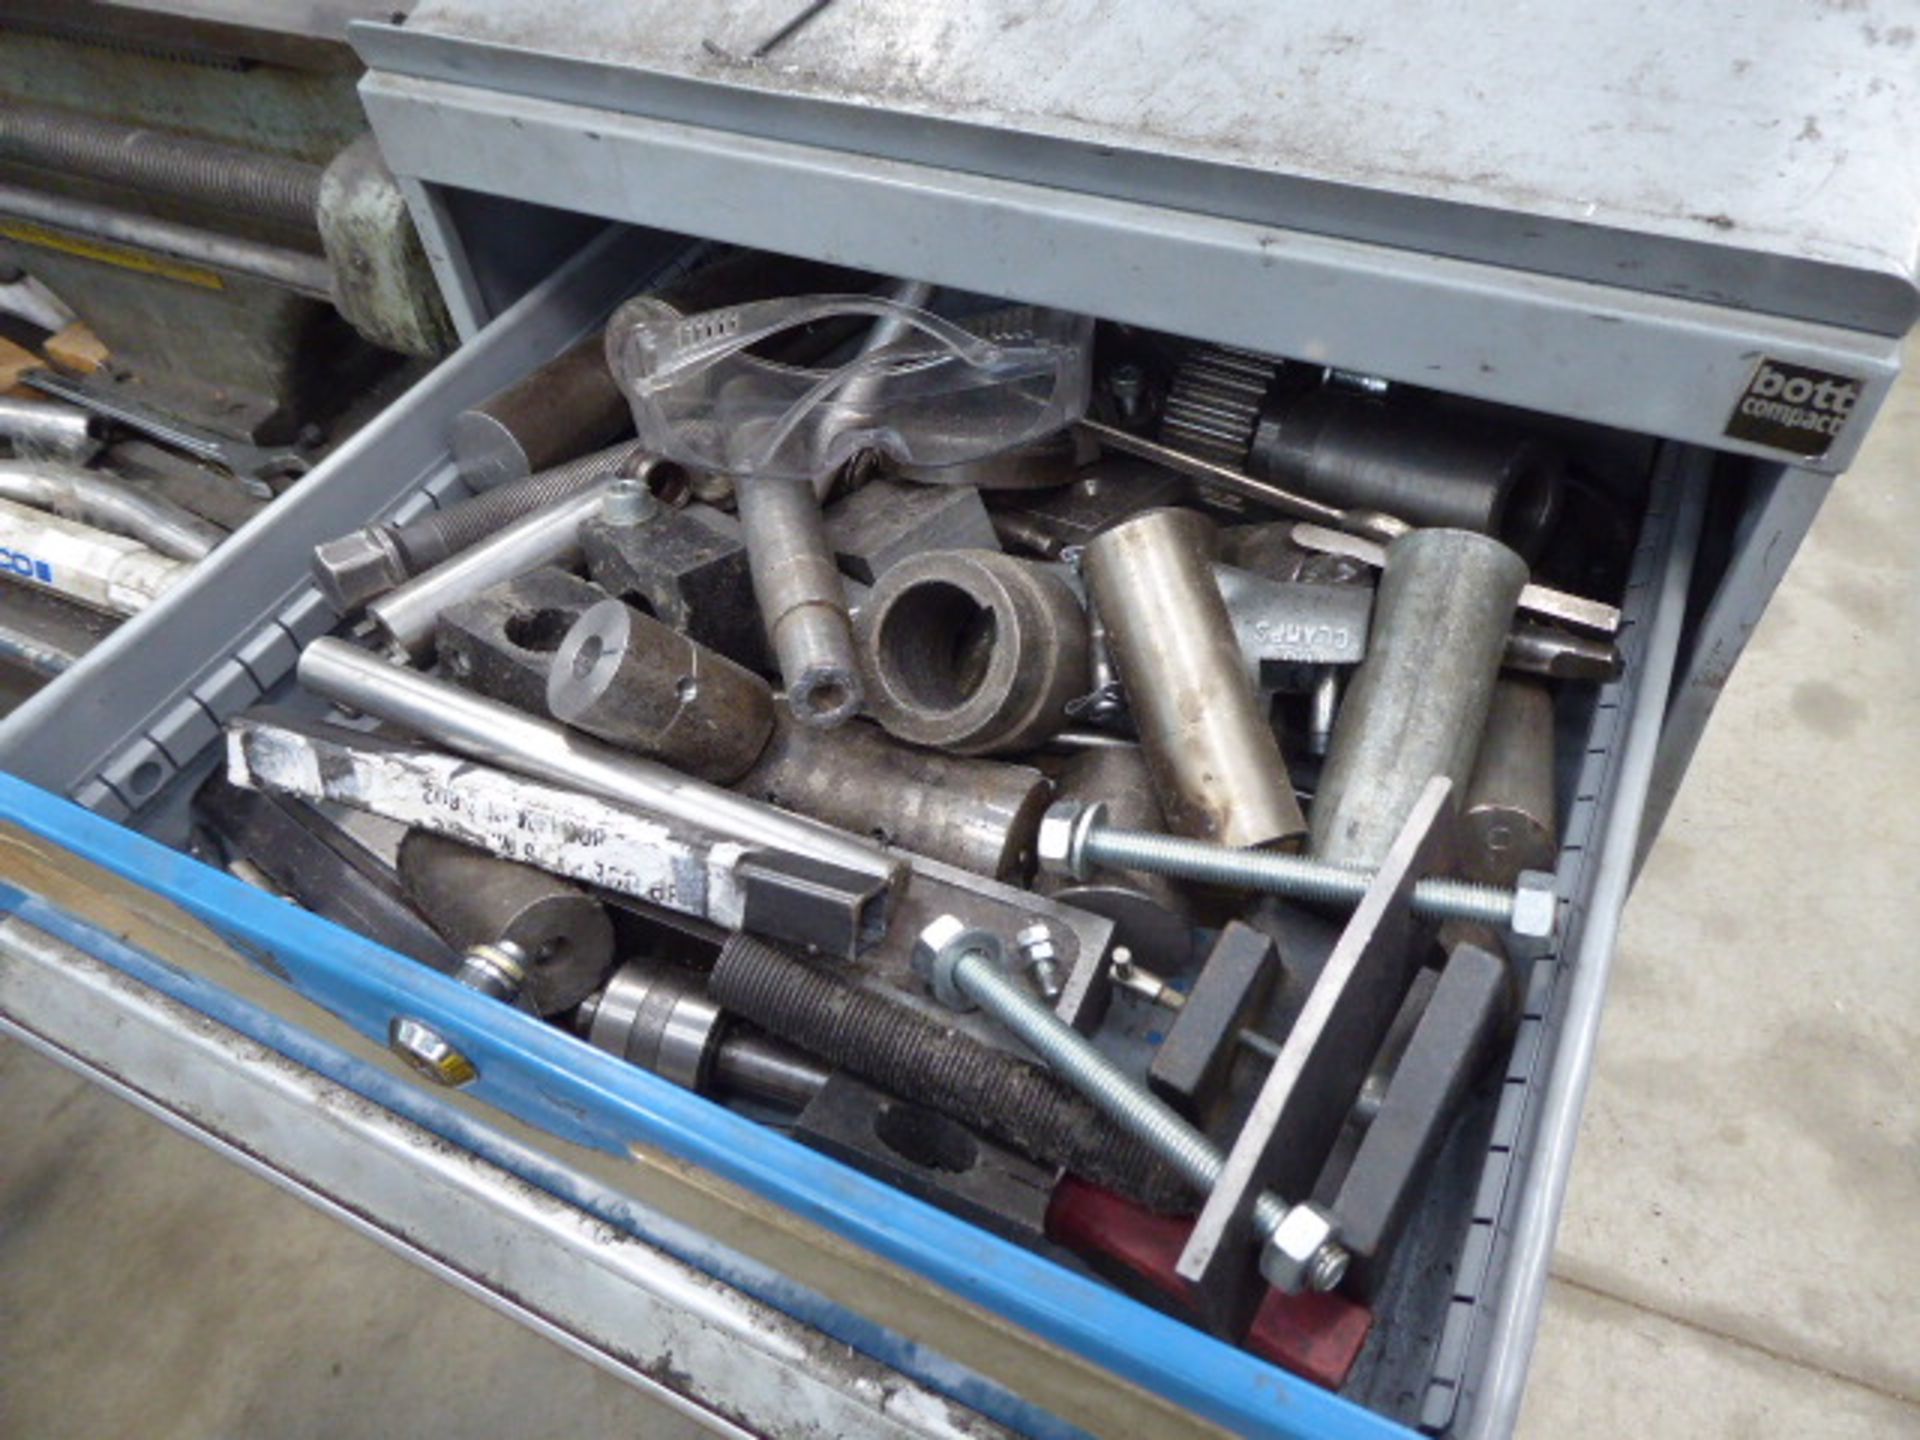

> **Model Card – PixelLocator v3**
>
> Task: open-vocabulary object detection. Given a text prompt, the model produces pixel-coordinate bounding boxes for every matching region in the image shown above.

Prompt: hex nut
[1015,921,1064,1000]
[1015,922,1057,965]
[911,915,1007,1011]
[388,1016,479,1088]
[1510,869,1558,939]
[1036,799,1106,879]
[311,528,408,613]
[1259,1202,1343,1294]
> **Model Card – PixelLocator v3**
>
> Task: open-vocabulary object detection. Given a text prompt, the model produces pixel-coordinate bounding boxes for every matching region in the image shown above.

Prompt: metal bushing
[857,549,1090,756]
[548,598,776,783]
[580,962,726,1093]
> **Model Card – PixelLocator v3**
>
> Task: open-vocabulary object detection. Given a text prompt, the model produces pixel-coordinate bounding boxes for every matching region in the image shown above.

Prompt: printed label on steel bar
[227,720,749,927]
[1723,358,1862,458]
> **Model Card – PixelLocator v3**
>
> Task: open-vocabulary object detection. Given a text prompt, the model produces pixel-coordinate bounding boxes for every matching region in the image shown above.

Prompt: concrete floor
[4,379,1917,1436]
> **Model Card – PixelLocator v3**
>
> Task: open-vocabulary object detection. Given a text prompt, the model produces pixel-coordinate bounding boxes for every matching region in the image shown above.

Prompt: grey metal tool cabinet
[2,4,1915,1437]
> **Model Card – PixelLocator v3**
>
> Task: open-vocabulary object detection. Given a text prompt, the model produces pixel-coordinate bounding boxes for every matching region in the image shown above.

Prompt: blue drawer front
[0,770,1414,1440]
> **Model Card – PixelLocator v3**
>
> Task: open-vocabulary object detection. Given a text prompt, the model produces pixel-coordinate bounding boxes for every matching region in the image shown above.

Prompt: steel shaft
[1082,823,1523,930]
[0,458,222,561]
[0,104,324,229]
[0,396,102,464]
[738,474,864,726]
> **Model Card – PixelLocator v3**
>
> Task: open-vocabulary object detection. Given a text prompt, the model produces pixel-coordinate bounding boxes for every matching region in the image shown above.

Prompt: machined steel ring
[856,549,1090,756]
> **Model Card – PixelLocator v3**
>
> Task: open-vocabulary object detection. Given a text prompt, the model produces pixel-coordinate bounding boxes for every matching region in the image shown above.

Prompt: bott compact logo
[1724,358,1863,458]
[0,546,54,583]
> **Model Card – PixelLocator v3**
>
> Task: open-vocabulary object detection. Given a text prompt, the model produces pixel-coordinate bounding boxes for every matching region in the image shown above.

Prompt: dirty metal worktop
[375,0,1920,335]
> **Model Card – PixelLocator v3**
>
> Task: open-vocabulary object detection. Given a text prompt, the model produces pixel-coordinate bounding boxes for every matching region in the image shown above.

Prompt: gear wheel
[1158,345,1281,466]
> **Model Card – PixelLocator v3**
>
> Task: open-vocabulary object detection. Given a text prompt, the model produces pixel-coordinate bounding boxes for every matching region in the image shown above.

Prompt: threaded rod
[1084,826,1518,928]
[0,104,323,230]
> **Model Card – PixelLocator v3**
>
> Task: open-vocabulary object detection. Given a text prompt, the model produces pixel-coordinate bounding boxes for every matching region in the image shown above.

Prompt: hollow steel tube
[0,458,222,560]
[1084,507,1306,851]
[0,395,102,463]
[0,183,333,299]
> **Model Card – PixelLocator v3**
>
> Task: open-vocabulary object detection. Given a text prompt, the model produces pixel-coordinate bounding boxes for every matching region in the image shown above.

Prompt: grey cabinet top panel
[385,0,1920,335]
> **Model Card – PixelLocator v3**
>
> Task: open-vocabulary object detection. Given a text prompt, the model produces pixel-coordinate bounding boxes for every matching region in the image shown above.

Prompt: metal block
[1175,778,1454,1337]
[825,476,1000,584]
[737,850,892,960]
[1332,942,1508,1299]
[1148,922,1280,1124]
[436,566,608,715]
[793,1071,1058,1246]
[579,502,769,671]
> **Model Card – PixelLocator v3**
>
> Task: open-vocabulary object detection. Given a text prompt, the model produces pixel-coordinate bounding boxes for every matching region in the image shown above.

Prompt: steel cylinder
[733,712,1052,880]
[738,475,865,727]
[578,961,829,1108]
[1460,679,1559,888]
[1311,529,1530,867]
[858,549,1090,756]
[1251,392,1563,557]
[451,336,634,490]
[1083,508,1305,851]
[396,831,615,1015]
[547,599,776,783]
[0,181,332,297]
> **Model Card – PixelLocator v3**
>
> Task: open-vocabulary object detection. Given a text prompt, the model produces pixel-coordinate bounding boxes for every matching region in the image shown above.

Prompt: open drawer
[0,219,1847,1438]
